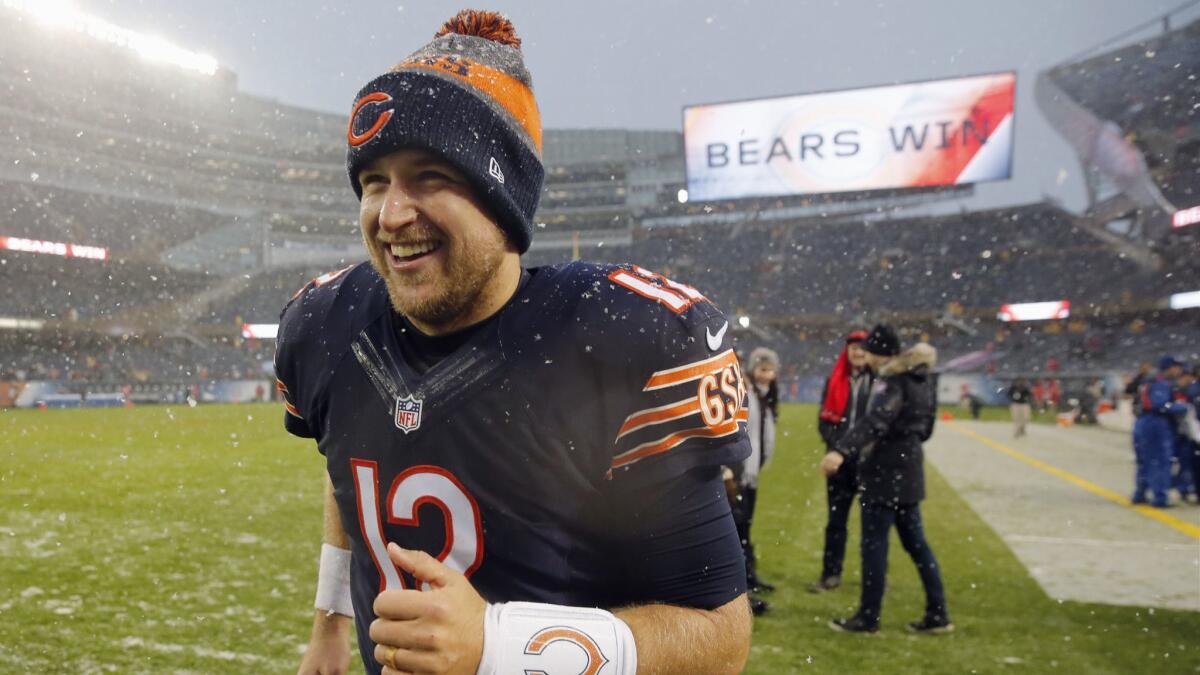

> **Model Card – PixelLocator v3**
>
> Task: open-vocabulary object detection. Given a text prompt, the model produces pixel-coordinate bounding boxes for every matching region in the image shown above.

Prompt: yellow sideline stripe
[946,422,1200,541]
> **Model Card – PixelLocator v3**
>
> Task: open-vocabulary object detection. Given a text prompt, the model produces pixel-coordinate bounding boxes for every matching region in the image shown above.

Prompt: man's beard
[367,233,507,330]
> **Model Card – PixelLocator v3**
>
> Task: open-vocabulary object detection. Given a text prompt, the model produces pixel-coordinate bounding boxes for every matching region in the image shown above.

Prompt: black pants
[858,502,947,625]
[733,485,758,583]
[821,472,857,579]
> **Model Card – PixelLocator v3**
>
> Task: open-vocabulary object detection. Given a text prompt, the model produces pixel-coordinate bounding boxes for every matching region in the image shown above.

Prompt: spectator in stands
[821,325,952,634]
[1132,356,1188,508]
[1008,377,1033,438]
[1032,379,1047,414]
[727,347,780,613]
[1047,379,1062,413]
[810,329,871,594]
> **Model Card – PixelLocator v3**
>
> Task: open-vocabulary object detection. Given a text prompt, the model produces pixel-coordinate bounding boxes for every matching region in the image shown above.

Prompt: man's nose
[378,182,417,233]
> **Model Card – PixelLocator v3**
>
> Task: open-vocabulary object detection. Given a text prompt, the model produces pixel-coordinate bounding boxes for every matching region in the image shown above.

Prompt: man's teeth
[389,241,439,258]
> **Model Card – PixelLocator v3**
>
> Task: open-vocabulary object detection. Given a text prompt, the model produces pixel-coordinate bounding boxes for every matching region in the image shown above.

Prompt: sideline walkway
[925,420,1200,611]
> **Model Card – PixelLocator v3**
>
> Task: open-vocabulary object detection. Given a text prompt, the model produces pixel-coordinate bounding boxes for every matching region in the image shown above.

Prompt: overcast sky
[83,0,1189,212]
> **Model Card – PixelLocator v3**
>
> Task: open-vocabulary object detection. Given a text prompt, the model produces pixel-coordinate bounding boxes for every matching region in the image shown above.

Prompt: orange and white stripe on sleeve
[276,378,304,419]
[611,348,748,470]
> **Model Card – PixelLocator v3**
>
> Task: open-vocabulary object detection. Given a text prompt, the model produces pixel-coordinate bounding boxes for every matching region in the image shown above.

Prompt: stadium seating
[0,335,264,385]
[1,4,1196,392]
[628,204,1188,317]
[0,253,213,320]
[1045,18,1200,211]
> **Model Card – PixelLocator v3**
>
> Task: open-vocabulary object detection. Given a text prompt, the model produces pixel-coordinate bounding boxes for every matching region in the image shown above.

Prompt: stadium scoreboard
[683,72,1015,201]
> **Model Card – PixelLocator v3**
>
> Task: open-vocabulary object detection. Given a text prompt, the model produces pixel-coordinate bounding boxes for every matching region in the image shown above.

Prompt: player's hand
[721,466,739,501]
[297,611,352,675]
[819,451,844,477]
[371,542,486,675]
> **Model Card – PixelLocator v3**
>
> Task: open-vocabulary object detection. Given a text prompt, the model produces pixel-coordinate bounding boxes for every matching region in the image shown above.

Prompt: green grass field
[938,404,1060,425]
[1,403,1196,674]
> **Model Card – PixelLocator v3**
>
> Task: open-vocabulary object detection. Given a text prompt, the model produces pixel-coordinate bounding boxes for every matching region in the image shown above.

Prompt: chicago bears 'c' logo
[394,394,423,433]
[348,92,394,147]
[523,627,609,675]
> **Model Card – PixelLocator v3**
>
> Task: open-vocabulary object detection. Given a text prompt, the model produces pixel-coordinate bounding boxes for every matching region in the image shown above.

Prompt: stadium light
[1173,205,1200,229]
[738,315,751,328]
[997,300,1070,322]
[677,189,689,204]
[0,317,45,330]
[241,323,279,339]
[13,0,73,28]
[2,0,219,76]
[1168,291,1200,310]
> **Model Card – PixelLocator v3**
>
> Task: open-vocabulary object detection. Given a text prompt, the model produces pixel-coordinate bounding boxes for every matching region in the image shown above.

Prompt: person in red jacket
[810,329,872,592]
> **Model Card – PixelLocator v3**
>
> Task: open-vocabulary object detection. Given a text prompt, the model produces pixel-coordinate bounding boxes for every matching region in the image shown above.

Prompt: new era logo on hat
[489,156,505,184]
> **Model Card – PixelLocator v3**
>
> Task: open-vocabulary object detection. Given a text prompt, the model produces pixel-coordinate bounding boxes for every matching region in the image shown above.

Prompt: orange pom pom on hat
[345,10,543,253]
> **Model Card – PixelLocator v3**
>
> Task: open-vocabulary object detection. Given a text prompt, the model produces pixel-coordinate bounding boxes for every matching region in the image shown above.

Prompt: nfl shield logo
[394,395,423,434]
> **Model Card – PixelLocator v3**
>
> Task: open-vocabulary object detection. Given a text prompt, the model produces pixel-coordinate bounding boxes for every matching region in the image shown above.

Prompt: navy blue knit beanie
[345,10,544,254]
[864,323,901,357]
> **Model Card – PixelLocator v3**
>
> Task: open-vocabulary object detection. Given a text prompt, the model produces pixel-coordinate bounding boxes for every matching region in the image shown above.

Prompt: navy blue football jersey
[275,261,750,673]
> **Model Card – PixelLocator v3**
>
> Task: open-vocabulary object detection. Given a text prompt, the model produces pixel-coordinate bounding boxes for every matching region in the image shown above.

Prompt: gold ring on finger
[383,645,398,670]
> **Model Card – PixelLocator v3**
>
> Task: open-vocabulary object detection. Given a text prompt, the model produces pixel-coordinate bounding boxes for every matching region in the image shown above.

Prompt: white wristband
[477,601,637,675]
[314,544,354,618]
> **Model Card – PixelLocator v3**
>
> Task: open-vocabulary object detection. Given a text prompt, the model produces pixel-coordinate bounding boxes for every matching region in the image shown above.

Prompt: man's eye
[361,174,387,186]
[418,170,452,182]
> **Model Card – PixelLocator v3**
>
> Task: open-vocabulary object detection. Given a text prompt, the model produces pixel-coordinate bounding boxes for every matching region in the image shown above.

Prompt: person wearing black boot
[723,467,770,616]
[820,325,952,635]
[723,347,780,614]
[742,347,780,595]
[810,329,872,593]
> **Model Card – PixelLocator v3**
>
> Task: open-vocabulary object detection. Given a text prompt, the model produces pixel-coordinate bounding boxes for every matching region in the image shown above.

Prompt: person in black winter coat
[810,329,872,593]
[819,324,952,634]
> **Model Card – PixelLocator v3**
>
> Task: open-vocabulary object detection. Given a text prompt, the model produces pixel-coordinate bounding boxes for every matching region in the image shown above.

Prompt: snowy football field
[1,403,1197,674]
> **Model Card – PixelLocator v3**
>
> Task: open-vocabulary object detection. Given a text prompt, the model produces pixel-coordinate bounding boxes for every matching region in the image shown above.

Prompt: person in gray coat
[731,347,779,598]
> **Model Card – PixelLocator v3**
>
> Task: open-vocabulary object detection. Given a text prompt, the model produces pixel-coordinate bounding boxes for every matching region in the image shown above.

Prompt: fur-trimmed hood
[878,342,937,377]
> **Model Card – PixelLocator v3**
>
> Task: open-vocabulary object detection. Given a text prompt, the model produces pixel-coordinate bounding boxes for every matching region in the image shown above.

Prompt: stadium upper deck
[0,2,1197,385]
[1045,17,1200,212]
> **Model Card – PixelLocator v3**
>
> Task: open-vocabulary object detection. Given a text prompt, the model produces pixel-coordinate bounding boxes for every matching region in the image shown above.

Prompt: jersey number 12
[351,460,484,591]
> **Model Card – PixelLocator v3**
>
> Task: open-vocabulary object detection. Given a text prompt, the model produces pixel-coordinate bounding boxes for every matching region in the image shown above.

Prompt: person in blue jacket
[1177,367,1200,503]
[1132,356,1187,508]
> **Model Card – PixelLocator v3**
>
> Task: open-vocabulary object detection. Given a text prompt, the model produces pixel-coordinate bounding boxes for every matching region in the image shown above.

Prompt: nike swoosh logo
[706,321,729,351]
